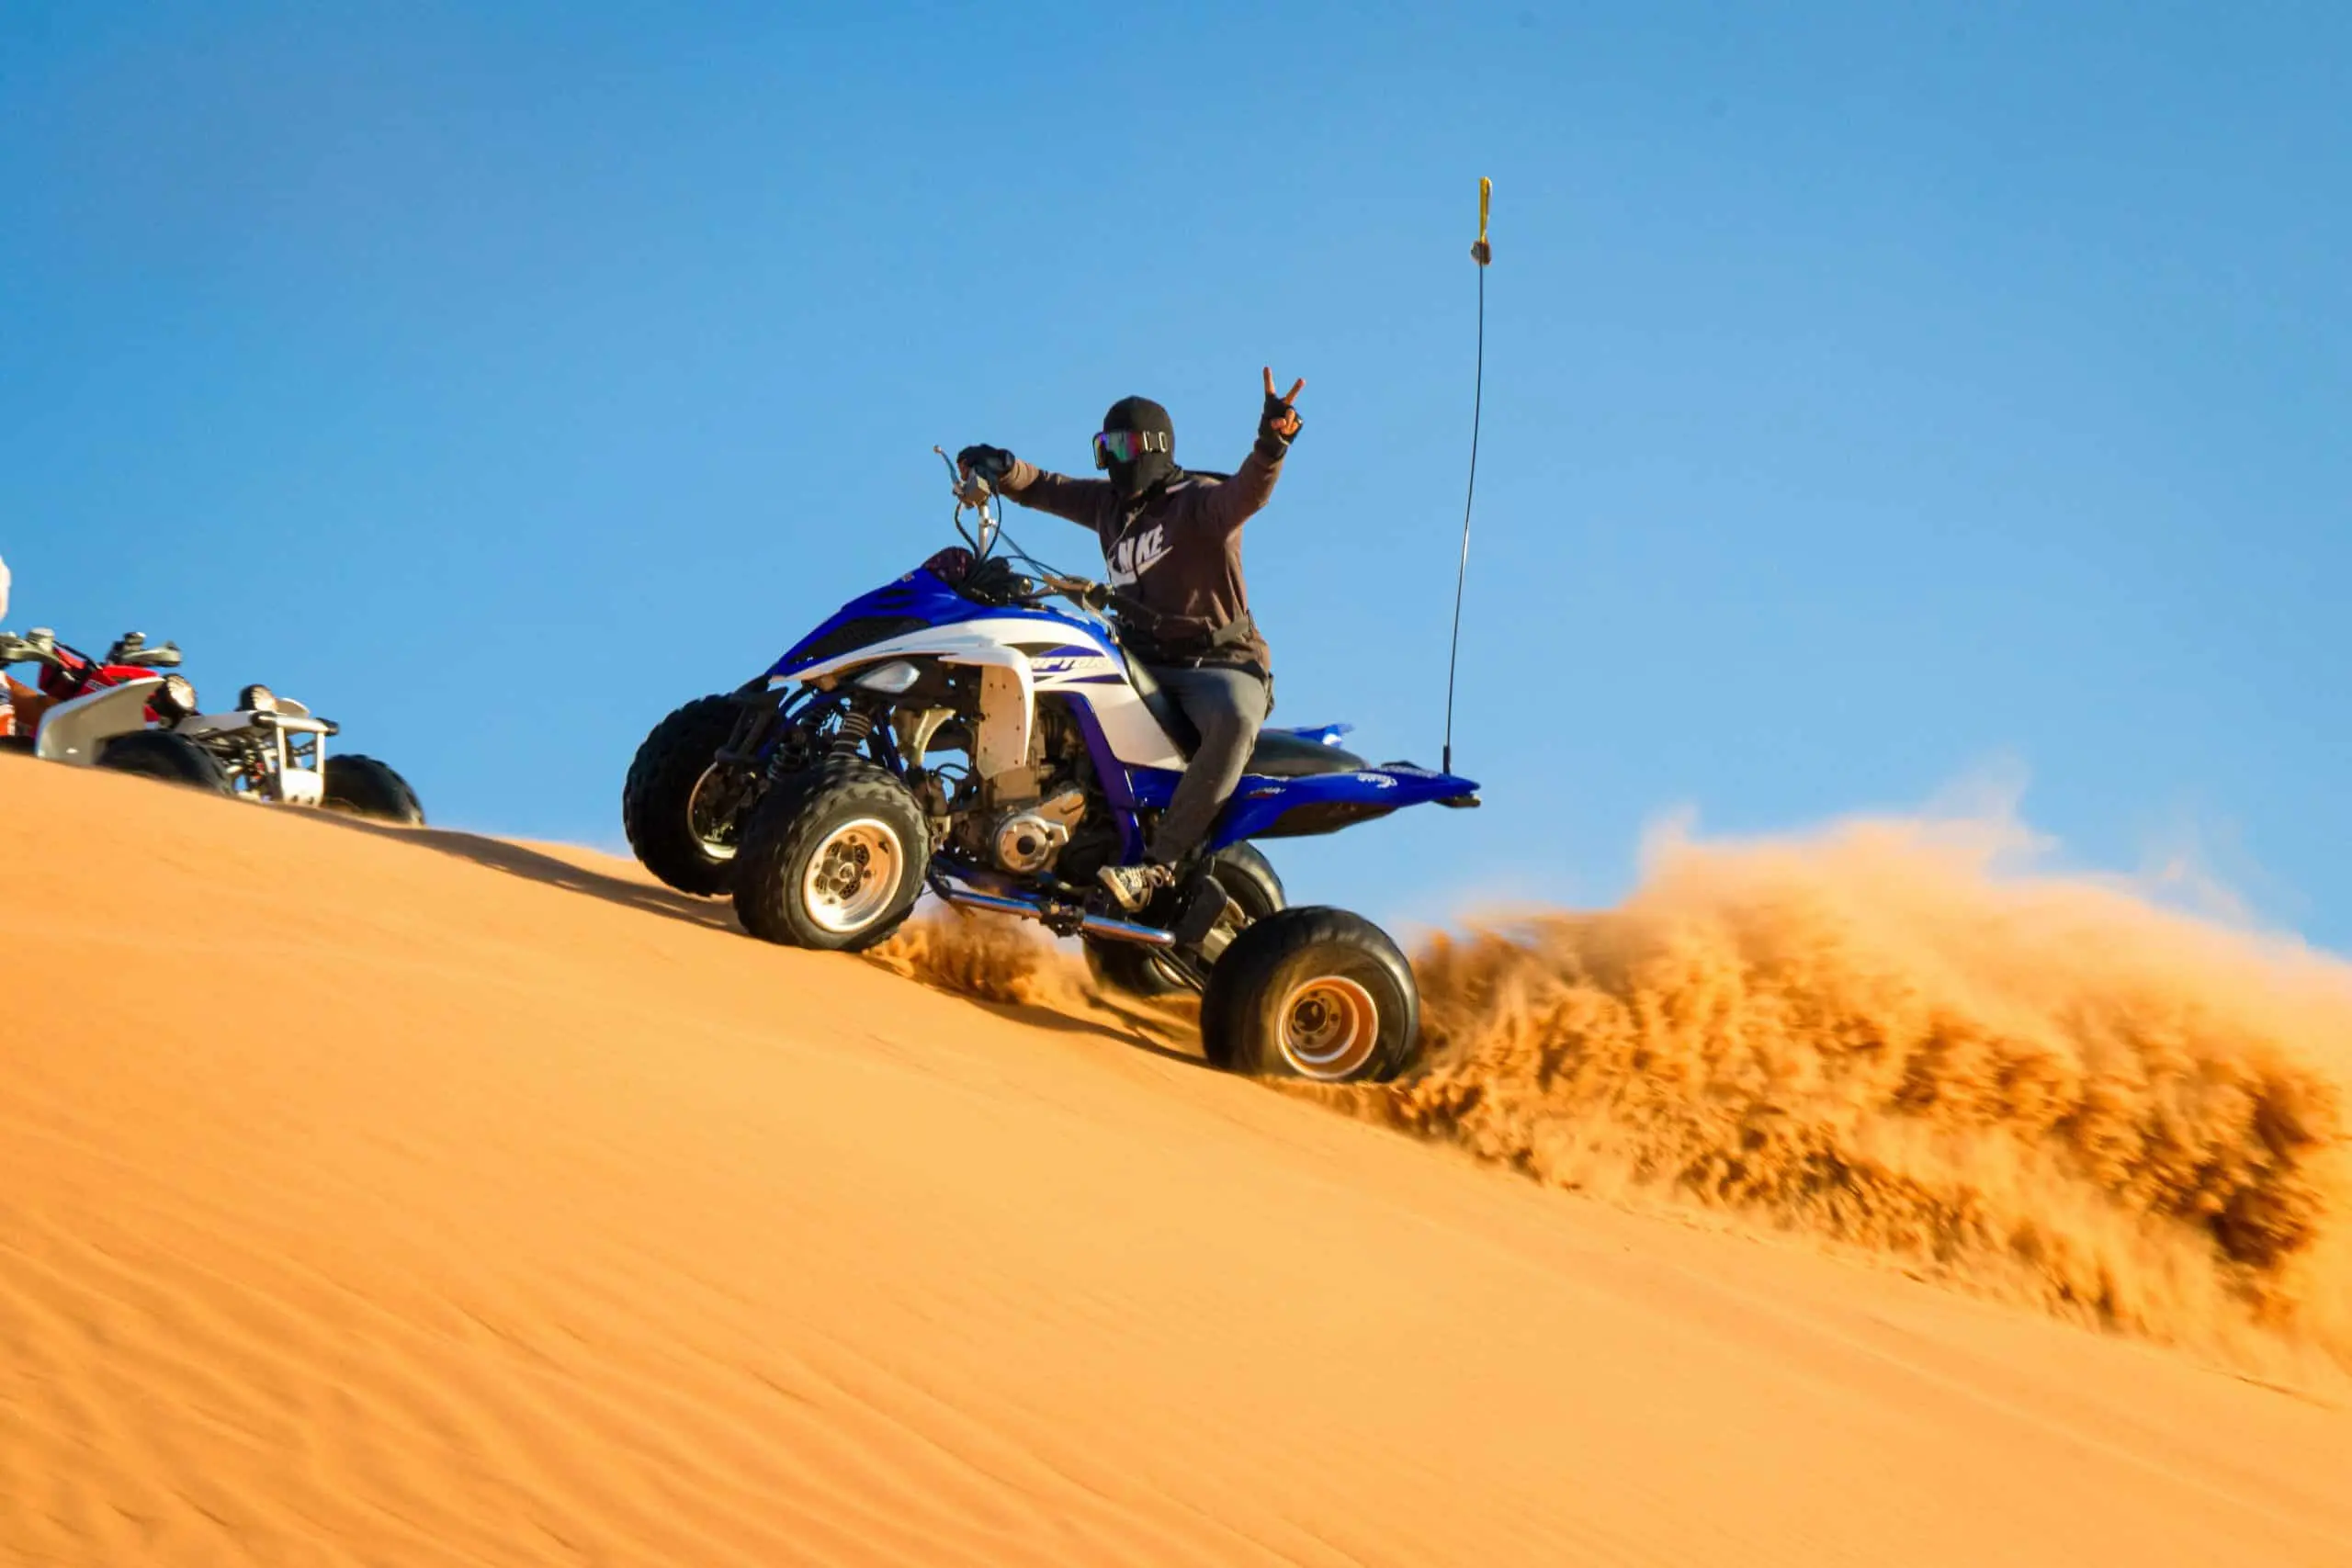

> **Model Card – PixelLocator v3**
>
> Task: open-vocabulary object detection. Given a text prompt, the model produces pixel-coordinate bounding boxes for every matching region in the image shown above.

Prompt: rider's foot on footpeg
[1097,863,1173,914]
[1169,876,1232,948]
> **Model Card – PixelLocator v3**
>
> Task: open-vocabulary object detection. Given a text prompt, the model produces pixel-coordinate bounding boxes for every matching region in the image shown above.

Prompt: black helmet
[1094,396,1175,500]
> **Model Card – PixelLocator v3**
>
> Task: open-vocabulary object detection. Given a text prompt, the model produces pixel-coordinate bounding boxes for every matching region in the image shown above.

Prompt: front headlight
[855,660,922,694]
[239,683,277,714]
[151,673,198,722]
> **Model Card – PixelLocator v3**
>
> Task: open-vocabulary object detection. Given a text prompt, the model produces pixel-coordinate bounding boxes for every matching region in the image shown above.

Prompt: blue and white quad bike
[622,455,1481,1083]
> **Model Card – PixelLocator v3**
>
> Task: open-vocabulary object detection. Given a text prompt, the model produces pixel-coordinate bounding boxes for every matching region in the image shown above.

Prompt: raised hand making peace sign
[1260,367,1306,446]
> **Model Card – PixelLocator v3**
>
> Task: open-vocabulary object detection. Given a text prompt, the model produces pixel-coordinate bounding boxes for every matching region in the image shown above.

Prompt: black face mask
[1096,396,1175,501]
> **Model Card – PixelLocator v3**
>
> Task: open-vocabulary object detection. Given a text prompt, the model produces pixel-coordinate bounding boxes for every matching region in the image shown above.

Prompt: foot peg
[1170,876,1236,949]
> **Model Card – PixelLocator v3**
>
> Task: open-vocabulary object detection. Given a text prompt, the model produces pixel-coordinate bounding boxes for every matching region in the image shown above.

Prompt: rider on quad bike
[958,367,1306,914]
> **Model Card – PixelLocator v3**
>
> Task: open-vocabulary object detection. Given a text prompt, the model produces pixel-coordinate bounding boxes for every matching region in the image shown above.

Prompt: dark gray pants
[1148,663,1271,864]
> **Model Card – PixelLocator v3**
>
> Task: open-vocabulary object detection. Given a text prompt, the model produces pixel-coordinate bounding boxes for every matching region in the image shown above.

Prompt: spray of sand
[871,908,1067,1009]
[878,817,2352,1368]
[872,909,1200,1040]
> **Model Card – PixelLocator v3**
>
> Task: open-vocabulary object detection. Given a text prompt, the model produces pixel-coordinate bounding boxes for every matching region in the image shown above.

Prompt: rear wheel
[323,754,425,824]
[732,761,930,952]
[96,729,232,792]
[623,694,755,895]
[1085,842,1285,998]
[1198,907,1419,1082]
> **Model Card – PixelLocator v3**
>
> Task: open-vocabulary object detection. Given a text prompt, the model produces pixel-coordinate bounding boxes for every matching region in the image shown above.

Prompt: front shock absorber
[827,704,876,762]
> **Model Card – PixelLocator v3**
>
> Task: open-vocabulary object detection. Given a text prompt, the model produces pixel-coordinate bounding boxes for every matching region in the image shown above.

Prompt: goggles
[1092,428,1169,468]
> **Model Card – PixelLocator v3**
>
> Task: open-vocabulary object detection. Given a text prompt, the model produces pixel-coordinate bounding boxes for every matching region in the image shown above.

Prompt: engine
[925,694,1097,877]
[988,787,1086,874]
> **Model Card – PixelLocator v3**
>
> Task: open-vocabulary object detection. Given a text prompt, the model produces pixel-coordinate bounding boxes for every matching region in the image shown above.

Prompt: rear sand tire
[1198,907,1419,1083]
[1085,842,1286,998]
[732,761,929,952]
[323,754,425,825]
[96,729,233,792]
[623,694,753,896]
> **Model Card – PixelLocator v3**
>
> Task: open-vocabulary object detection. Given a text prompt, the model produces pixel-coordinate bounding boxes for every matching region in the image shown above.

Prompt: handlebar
[0,629,62,669]
[934,445,994,511]
[104,631,182,669]
[1037,572,1113,612]
[933,445,1001,561]
[930,445,1113,612]
[0,628,183,680]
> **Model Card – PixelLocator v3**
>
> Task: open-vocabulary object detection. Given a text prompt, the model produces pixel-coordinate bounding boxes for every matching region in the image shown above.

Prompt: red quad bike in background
[0,627,425,824]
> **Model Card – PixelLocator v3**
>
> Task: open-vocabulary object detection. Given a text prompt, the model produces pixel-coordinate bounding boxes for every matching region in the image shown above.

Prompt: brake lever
[933,444,993,510]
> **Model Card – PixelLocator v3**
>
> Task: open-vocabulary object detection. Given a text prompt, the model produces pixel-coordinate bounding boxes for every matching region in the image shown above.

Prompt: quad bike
[622,453,1480,1083]
[0,627,424,824]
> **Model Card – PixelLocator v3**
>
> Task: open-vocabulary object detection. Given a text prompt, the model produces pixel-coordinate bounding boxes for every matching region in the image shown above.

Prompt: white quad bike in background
[0,627,425,825]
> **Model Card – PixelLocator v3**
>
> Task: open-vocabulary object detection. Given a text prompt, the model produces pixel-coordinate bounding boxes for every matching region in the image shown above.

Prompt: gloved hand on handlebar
[956,445,1014,485]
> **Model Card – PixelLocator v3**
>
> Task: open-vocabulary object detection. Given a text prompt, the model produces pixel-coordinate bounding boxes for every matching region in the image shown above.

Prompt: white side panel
[781,615,1190,773]
[34,681,160,765]
[782,617,1067,686]
[1065,679,1186,771]
[973,664,1032,782]
[1023,645,1187,769]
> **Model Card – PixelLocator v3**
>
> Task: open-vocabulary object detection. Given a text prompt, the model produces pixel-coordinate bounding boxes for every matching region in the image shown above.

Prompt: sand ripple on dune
[10,760,2352,1566]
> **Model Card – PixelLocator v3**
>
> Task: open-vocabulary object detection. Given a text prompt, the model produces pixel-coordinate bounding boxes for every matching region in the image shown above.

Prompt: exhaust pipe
[936,884,1174,947]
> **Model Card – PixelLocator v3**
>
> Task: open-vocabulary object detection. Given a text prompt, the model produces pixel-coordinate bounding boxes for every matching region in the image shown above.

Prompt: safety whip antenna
[1442,176,1491,775]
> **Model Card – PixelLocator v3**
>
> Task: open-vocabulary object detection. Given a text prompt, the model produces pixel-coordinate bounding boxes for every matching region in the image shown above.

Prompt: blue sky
[6,2,2346,946]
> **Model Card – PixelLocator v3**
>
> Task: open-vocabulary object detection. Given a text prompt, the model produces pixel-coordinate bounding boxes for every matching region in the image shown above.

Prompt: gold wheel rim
[1276,975,1380,1080]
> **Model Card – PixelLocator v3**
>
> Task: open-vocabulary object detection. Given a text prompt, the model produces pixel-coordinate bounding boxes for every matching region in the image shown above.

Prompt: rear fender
[1264,722,1355,748]
[33,680,161,765]
[1177,761,1481,848]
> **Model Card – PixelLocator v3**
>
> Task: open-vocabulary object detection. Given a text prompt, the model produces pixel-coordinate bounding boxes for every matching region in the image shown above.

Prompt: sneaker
[1096,862,1175,914]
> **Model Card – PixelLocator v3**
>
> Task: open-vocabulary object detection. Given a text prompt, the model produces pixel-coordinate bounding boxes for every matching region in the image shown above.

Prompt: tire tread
[732,761,929,951]
[1199,905,1419,1081]
[324,754,425,824]
[96,729,232,792]
[622,694,743,895]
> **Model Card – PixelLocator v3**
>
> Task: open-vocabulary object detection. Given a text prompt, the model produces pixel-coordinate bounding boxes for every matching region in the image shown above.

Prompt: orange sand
[5,753,2348,1565]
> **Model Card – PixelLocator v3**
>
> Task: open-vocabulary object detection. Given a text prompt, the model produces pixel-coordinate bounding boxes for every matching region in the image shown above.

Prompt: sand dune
[5,752,2349,1566]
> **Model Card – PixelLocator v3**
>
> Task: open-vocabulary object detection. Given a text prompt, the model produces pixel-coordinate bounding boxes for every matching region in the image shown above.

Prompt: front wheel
[732,761,930,952]
[623,694,757,896]
[323,754,426,824]
[96,729,233,792]
[1199,907,1419,1083]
